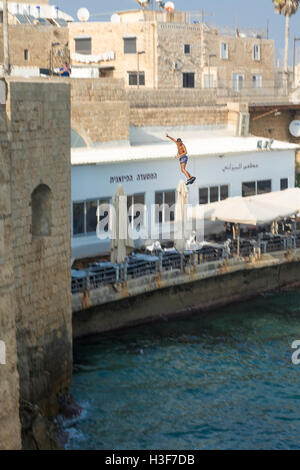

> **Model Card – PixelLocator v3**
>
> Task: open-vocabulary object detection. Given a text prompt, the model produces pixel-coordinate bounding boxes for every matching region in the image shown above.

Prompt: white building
[71,126,297,260]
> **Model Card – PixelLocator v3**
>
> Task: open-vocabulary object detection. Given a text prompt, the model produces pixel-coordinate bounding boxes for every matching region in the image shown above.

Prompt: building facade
[69,9,275,94]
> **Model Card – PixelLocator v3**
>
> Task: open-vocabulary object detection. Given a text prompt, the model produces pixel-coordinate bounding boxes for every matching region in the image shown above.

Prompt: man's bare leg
[181,162,192,180]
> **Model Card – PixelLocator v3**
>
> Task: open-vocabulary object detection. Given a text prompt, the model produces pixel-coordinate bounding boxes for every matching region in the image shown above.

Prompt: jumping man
[166,134,196,185]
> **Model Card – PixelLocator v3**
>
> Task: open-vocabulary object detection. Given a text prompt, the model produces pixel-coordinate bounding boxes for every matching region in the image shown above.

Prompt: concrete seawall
[73,250,300,339]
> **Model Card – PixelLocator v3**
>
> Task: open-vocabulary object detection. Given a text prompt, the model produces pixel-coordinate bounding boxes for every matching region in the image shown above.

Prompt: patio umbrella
[210,194,299,225]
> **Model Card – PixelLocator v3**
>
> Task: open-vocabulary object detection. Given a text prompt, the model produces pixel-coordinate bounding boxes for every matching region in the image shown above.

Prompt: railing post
[158,251,163,272]
[123,258,128,282]
[180,253,184,272]
[86,269,90,291]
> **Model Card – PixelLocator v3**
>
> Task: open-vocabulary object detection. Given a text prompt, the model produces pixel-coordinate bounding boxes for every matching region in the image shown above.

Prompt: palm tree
[273,0,299,92]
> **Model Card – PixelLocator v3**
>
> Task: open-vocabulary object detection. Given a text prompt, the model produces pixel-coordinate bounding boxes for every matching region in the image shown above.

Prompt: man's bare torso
[177,142,187,156]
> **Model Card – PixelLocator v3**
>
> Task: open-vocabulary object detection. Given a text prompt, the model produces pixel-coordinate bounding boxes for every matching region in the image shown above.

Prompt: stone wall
[4,78,73,448]
[126,88,217,107]
[250,107,300,144]
[70,78,129,143]
[0,100,22,450]
[130,105,228,127]
[0,25,68,68]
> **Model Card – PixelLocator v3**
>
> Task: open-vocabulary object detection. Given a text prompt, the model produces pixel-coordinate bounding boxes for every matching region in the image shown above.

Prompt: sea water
[66,289,300,450]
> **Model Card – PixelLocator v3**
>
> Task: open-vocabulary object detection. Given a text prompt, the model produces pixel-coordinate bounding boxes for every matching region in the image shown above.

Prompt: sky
[56,0,300,63]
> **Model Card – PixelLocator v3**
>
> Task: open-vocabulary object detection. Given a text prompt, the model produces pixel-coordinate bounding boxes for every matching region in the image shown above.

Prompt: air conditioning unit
[237,112,250,137]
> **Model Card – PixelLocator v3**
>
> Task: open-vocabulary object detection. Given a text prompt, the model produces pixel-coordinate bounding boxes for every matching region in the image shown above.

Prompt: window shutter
[75,38,92,55]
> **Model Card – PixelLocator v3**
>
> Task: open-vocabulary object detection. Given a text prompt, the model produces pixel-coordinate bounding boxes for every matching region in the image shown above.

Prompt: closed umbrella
[110,185,134,264]
[174,179,189,251]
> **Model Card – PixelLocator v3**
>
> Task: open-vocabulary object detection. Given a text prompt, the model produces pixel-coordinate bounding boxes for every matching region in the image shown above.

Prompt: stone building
[0,78,72,449]
[69,9,275,95]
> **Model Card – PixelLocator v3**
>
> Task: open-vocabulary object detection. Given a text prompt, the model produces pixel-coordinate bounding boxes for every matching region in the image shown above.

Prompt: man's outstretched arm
[166,134,177,143]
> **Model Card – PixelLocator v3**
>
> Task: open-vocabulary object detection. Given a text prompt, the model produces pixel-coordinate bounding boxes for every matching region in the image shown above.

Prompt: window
[75,37,92,55]
[233,74,244,91]
[199,187,208,205]
[73,202,85,235]
[257,179,271,194]
[86,200,98,233]
[183,72,195,88]
[128,194,145,231]
[0,12,3,23]
[252,74,262,89]
[73,198,110,236]
[124,37,136,54]
[31,184,52,237]
[242,180,272,197]
[199,185,229,204]
[128,72,145,86]
[210,186,219,203]
[254,44,260,61]
[155,190,175,223]
[221,42,228,60]
[203,74,214,89]
[242,181,256,197]
[24,49,29,61]
[184,44,191,54]
[220,185,229,200]
[280,178,288,190]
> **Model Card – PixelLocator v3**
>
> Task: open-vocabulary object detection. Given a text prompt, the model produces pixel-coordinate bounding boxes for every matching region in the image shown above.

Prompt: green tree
[273,0,299,92]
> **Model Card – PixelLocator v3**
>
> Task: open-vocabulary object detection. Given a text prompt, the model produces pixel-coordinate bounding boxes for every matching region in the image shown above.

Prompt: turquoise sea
[66,289,300,450]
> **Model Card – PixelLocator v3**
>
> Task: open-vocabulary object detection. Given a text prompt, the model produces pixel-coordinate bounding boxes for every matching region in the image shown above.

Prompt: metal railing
[71,233,298,294]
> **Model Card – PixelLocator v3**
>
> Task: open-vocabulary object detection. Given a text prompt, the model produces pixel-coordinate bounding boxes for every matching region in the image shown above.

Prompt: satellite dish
[165,1,175,12]
[289,120,300,137]
[77,7,90,22]
[111,13,121,23]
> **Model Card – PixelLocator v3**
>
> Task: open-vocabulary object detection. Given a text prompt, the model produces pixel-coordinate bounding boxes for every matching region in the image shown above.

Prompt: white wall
[71,148,295,258]
[72,149,295,203]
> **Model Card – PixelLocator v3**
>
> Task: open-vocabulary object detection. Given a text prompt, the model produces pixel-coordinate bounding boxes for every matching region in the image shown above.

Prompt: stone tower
[0,78,72,449]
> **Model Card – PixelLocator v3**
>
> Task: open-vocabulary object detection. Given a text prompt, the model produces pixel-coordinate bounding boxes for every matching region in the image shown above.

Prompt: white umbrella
[174,179,189,251]
[210,194,299,226]
[110,185,134,264]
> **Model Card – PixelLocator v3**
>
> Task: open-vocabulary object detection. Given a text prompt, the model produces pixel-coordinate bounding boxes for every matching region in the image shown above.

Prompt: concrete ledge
[73,249,300,339]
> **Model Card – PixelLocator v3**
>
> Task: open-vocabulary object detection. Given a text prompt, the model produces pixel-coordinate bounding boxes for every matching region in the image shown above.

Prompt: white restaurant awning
[211,188,300,225]
[192,188,300,226]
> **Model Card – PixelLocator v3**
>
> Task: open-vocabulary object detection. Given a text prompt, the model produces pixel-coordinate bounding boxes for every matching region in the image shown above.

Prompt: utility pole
[3,0,10,75]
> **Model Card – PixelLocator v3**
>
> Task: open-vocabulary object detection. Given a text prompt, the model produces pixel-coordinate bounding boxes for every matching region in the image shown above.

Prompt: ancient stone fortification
[0,78,72,450]
[0,87,22,450]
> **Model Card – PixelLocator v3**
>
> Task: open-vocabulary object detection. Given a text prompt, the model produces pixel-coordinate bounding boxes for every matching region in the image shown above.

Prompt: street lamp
[208,53,216,89]
[137,50,145,88]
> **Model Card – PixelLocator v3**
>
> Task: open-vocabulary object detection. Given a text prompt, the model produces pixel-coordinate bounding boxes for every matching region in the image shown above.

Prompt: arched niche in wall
[31,184,53,238]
